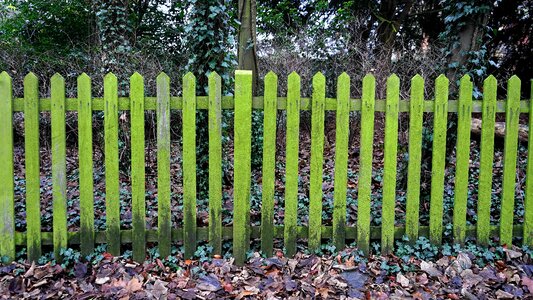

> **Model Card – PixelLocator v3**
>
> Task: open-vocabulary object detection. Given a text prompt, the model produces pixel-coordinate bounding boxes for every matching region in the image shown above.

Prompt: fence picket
[453,75,473,243]
[284,72,300,257]
[104,73,120,256]
[0,72,15,261]
[233,70,253,264]
[357,74,376,254]
[333,73,350,250]
[78,73,94,256]
[131,73,146,261]
[500,76,521,246]
[381,75,400,253]
[208,72,222,255]
[406,75,424,242]
[429,75,449,245]
[183,72,197,258]
[477,76,497,245]
[524,79,533,246]
[261,71,278,256]
[309,72,326,251]
[157,73,171,258]
[51,74,67,260]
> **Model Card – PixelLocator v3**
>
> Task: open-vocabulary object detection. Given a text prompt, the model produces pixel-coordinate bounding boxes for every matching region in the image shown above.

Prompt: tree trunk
[237,0,259,93]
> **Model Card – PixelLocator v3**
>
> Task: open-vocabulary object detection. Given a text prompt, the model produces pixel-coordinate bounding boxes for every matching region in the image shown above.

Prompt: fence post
[131,72,146,262]
[429,74,449,245]
[25,72,42,261]
[453,75,473,244]
[0,72,15,262]
[183,72,197,258]
[261,71,278,256]
[309,72,325,252]
[500,75,521,246]
[477,76,497,245]
[357,74,376,254]
[406,75,424,242]
[333,73,350,251]
[157,72,171,258]
[104,73,120,256]
[524,79,533,246]
[51,74,67,260]
[208,72,222,255]
[233,70,252,265]
[382,74,400,253]
[284,72,300,257]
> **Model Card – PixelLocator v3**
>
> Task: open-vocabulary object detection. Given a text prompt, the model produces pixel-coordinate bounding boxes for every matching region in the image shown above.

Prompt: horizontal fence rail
[0,71,532,265]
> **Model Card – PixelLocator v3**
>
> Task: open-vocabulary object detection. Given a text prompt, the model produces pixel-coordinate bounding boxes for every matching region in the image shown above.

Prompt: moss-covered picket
[0,71,531,265]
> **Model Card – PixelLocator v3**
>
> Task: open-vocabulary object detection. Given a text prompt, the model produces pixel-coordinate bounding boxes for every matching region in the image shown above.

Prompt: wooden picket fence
[0,70,531,265]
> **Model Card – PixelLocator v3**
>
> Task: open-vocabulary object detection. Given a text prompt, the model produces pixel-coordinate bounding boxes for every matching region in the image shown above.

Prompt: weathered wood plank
[104,73,120,256]
[453,75,473,243]
[157,73,171,258]
[332,73,350,251]
[525,80,533,246]
[131,73,146,261]
[51,74,67,260]
[284,72,300,257]
[357,74,376,254]
[208,72,223,255]
[381,74,400,253]
[0,72,15,261]
[183,72,197,258]
[429,75,449,245]
[309,72,326,252]
[477,76,497,245]
[78,73,94,256]
[500,76,521,246]
[233,70,253,264]
[405,75,424,241]
[261,71,278,256]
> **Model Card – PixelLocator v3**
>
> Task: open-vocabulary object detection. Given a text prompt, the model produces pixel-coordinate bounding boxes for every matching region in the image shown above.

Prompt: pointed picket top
[338,72,350,82]
[0,71,11,80]
[24,72,38,83]
[484,74,497,85]
[313,72,326,84]
[183,71,196,81]
[288,71,300,81]
[363,73,376,83]
[436,74,449,84]
[460,74,471,84]
[77,72,91,84]
[208,71,221,80]
[104,72,117,81]
[508,75,521,87]
[411,74,424,84]
[265,70,278,81]
[51,73,65,83]
[157,72,170,82]
[130,71,144,81]
[387,73,400,82]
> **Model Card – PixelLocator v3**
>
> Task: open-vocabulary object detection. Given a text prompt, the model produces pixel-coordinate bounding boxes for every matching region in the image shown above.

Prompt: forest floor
[1,246,533,299]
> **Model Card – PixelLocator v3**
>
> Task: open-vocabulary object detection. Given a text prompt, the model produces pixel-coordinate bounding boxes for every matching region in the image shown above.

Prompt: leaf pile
[1,246,533,299]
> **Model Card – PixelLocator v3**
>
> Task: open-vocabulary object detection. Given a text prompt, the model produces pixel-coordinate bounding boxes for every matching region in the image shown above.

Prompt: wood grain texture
[0,72,15,261]
[453,75,473,243]
[51,74,67,260]
[477,76,497,245]
[157,73,171,258]
[183,72,197,258]
[405,75,424,242]
[233,70,253,265]
[500,76,521,246]
[104,73,120,256]
[357,74,375,254]
[261,71,278,256]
